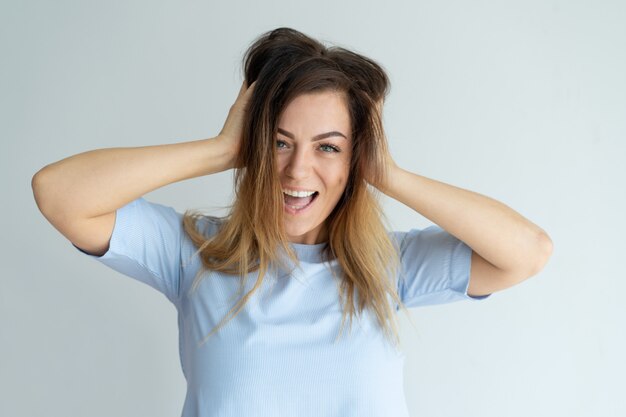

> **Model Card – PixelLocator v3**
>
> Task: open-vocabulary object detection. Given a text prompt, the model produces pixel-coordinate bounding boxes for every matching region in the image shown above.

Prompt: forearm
[32,136,233,220]
[380,166,552,275]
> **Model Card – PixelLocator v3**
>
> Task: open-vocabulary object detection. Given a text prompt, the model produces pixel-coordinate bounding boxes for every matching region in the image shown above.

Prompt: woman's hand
[370,120,552,296]
[364,98,398,193]
[381,151,399,193]
[217,80,256,169]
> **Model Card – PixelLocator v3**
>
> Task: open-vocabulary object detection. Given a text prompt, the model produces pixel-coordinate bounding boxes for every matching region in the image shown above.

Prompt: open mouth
[283,191,319,213]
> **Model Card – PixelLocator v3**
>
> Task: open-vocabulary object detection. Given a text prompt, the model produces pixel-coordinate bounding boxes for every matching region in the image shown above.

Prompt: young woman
[32,27,552,417]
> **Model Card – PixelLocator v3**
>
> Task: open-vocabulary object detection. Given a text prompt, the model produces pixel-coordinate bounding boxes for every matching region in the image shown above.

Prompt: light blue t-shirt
[74,197,489,417]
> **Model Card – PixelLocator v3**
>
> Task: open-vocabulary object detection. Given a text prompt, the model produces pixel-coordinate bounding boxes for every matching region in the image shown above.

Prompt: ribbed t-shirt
[74,197,489,416]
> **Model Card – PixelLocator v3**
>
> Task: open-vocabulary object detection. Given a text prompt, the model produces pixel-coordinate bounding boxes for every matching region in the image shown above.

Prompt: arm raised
[374,160,553,297]
[32,81,254,256]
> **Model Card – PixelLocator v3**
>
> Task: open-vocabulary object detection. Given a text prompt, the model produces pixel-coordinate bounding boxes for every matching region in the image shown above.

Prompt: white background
[2,0,625,416]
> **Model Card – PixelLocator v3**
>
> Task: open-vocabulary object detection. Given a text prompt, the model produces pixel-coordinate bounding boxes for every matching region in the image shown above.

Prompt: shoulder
[388,225,452,252]
[185,213,225,240]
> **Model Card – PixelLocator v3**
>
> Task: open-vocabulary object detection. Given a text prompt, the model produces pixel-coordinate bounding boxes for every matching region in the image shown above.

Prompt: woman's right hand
[32,79,257,255]
[217,80,257,169]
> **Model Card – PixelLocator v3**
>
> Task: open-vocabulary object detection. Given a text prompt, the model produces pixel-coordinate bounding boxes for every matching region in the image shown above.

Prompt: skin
[32,76,553,297]
[227,83,553,296]
[275,91,352,245]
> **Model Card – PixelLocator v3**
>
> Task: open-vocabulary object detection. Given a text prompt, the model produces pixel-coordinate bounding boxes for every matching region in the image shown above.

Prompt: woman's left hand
[364,99,398,193]
[367,111,553,297]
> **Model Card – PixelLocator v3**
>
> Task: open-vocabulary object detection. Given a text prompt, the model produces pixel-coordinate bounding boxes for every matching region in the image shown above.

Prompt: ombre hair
[182,27,408,347]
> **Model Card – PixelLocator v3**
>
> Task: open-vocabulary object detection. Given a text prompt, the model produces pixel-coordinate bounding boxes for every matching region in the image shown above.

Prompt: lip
[283,191,319,215]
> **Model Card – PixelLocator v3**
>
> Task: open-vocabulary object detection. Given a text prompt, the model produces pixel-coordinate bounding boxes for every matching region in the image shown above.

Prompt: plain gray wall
[2,0,625,416]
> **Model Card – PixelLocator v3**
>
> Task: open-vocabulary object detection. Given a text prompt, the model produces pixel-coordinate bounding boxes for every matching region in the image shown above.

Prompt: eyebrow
[277,128,348,141]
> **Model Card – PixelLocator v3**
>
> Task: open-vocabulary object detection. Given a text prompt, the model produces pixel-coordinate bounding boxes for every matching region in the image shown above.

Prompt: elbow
[482,230,553,293]
[32,169,48,205]
[32,167,55,214]
[31,170,44,205]
[507,230,553,286]
[527,230,553,278]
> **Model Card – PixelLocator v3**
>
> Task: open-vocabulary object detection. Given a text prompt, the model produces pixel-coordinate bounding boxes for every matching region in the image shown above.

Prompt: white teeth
[282,189,316,197]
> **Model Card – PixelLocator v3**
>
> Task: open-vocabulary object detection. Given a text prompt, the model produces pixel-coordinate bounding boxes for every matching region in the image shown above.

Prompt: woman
[32,27,552,417]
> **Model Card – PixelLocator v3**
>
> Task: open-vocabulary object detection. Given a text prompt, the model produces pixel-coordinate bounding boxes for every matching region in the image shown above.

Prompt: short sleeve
[72,197,183,304]
[392,226,490,308]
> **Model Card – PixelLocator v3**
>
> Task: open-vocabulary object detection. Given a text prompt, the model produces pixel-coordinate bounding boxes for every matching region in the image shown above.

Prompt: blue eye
[320,143,340,153]
[276,140,288,149]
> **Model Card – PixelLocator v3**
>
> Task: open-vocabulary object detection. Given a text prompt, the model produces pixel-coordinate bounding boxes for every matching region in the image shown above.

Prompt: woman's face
[275,90,352,244]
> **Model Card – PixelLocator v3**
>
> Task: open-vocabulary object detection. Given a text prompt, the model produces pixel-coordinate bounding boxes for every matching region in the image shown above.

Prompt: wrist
[377,164,406,198]
[203,135,238,173]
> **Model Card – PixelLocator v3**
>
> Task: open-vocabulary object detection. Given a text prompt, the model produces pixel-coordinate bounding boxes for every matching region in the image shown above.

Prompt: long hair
[182,27,408,347]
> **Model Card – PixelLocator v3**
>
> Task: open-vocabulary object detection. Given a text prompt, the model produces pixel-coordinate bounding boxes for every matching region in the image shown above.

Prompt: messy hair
[183,27,407,347]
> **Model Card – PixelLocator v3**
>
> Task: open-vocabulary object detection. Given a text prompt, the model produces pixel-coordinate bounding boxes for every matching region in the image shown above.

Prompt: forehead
[278,91,351,135]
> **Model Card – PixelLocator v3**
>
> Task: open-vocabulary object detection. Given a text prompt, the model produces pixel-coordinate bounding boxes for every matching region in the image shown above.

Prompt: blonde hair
[183,27,410,348]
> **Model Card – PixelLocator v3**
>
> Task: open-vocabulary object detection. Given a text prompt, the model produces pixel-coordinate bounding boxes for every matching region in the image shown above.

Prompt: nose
[283,147,312,180]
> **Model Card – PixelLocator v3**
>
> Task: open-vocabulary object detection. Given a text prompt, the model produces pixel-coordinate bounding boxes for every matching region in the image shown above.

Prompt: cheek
[332,167,350,192]
[340,159,352,185]
[275,155,287,172]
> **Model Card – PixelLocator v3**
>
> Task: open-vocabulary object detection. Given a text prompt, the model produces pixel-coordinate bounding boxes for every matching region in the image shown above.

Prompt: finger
[244,80,257,95]
[239,81,257,106]
[237,80,257,102]
[237,80,247,98]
